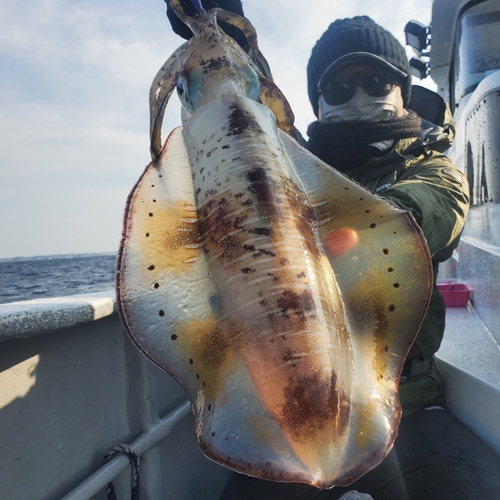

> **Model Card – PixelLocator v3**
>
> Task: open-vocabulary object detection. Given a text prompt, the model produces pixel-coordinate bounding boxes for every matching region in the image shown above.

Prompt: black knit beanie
[307,16,412,117]
[166,0,247,48]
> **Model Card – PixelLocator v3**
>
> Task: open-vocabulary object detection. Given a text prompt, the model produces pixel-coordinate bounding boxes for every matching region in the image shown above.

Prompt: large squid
[116,0,432,490]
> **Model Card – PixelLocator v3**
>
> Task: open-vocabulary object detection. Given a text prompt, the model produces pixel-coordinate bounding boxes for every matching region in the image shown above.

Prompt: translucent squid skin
[185,95,354,481]
[116,0,432,489]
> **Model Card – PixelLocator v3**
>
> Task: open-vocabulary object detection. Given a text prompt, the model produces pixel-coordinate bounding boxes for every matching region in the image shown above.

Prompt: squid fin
[117,127,320,484]
[274,130,432,477]
[279,128,432,371]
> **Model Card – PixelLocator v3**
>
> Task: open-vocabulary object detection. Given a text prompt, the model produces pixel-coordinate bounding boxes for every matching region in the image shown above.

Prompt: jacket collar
[347,108,456,184]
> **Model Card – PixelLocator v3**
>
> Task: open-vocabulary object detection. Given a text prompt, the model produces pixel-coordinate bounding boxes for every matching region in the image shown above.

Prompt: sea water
[0,253,117,305]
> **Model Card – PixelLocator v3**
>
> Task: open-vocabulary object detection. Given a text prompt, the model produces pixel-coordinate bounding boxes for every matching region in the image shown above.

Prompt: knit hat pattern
[307,16,412,116]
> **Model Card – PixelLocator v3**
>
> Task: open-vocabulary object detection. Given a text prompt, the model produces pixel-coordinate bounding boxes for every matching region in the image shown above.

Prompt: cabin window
[455,8,500,99]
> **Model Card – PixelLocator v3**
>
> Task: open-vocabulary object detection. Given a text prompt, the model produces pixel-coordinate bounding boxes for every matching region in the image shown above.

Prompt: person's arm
[379,152,470,262]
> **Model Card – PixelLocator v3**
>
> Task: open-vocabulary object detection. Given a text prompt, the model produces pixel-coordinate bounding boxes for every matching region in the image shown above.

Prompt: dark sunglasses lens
[363,73,399,97]
[321,82,355,106]
[321,72,399,105]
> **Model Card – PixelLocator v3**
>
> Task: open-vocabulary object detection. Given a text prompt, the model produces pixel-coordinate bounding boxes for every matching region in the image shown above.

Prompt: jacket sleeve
[379,151,470,262]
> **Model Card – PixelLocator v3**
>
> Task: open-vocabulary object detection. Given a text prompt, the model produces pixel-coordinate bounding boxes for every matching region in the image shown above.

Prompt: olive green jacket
[350,110,470,415]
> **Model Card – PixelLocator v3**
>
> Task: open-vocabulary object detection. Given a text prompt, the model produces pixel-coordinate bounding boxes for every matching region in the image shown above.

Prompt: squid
[116,0,432,490]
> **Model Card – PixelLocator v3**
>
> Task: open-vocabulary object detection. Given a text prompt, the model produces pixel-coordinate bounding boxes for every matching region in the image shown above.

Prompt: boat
[1,0,499,498]
[403,0,500,460]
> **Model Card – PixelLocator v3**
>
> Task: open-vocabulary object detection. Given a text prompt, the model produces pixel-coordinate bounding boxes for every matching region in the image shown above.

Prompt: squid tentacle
[213,8,273,79]
[149,44,188,159]
[164,1,294,139]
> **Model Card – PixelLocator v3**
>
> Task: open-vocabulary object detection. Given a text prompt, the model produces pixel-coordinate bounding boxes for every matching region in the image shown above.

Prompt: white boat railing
[0,290,117,341]
[60,401,191,500]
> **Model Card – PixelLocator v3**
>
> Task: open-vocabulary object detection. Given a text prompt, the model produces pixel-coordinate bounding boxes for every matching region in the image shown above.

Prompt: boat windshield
[455,7,500,99]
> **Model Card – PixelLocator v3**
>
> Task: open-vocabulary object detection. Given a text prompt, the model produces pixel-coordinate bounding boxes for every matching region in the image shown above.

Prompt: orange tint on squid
[324,229,360,257]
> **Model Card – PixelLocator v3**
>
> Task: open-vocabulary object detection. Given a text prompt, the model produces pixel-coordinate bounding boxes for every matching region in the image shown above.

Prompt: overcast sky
[0,0,435,259]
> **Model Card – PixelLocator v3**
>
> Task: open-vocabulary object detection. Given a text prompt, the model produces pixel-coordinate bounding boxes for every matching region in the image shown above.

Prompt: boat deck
[436,303,500,455]
[1,291,499,499]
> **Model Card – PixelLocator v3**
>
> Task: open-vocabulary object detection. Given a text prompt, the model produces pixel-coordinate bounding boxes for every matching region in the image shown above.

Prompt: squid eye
[177,80,186,97]
[176,77,194,113]
[237,65,260,102]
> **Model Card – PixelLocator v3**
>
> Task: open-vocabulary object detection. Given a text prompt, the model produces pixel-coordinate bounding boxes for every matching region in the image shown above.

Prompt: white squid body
[117,1,432,489]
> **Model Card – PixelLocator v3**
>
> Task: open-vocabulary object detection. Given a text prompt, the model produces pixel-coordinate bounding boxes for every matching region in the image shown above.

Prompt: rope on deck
[104,444,140,500]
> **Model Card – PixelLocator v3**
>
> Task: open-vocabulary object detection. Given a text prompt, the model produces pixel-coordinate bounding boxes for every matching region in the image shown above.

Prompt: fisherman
[305,15,468,419]
[167,4,500,498]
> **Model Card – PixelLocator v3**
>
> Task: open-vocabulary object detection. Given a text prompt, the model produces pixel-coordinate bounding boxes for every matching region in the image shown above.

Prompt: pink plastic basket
[437,283,471,307]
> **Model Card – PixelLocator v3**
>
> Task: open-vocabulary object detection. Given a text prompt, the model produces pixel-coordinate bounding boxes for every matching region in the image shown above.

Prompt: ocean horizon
[0,251,117,263]
[0,253,118,305]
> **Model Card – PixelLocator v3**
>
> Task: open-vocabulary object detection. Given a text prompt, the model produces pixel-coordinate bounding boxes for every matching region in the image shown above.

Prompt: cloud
[0,0,436,258]
[0,0,180,258]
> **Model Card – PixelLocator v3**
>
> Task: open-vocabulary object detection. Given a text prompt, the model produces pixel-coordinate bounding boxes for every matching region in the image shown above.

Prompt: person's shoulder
[406,85,456,153]
[398,147,468,189]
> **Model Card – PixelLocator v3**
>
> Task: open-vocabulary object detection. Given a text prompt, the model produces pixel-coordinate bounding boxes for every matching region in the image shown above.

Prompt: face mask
[318,85,402,124]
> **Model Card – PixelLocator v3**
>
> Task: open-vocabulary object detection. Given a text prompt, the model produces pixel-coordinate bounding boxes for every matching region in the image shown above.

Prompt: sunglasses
[319,71,400,106]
